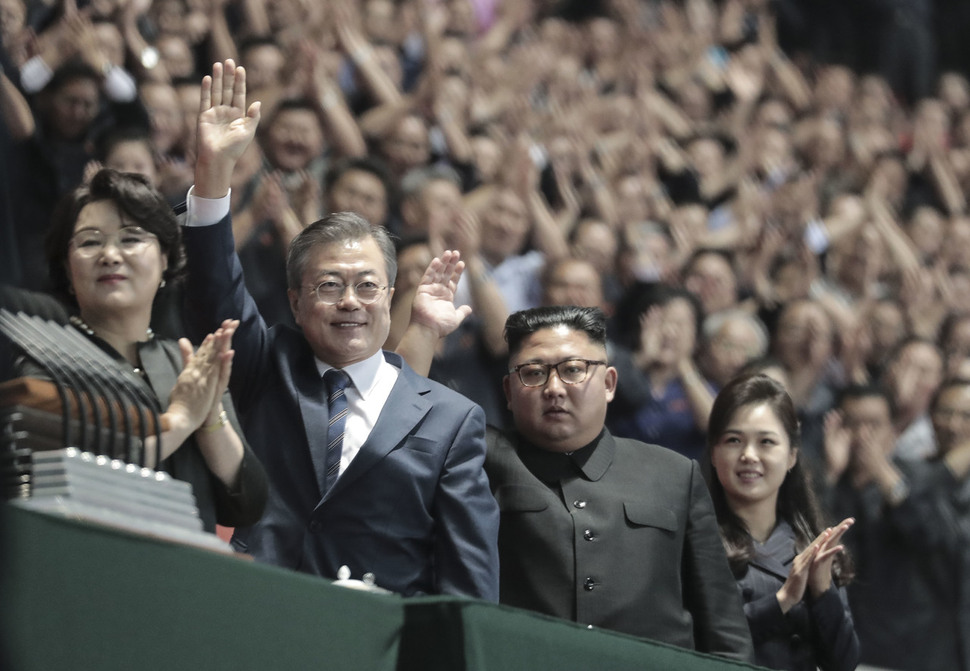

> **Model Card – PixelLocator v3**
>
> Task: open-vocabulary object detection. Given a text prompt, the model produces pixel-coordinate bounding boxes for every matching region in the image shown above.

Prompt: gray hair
[702,309,770,355]
[399,164,463,200]
[286,212,398,290]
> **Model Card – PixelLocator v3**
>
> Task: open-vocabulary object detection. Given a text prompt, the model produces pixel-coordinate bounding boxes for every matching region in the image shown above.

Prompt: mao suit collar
[515,428,613,483]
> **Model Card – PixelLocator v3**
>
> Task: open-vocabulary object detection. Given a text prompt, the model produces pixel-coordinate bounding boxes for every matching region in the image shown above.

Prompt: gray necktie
[323,369,351,492]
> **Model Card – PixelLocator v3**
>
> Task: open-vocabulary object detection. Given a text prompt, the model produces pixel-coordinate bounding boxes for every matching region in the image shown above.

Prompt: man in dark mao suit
[486,305,753,658]
[180,60,499,599]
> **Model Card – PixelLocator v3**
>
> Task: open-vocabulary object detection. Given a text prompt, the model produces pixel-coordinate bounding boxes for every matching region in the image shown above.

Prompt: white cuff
[804,218,829,255]
[185,185,231,226]
[103,65,138,102]
[20,56,53,94]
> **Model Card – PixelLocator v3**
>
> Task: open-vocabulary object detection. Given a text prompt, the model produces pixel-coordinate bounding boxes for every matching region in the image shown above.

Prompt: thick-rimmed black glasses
[306,280,387,305]
[510,359,607,387]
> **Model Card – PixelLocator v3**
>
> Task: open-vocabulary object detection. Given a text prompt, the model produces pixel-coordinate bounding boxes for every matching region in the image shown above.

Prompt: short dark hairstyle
[325,156,391,198]
[931,377,970,413]
[938,311,970,352]
[684,247,737,277]
[171,75,201,90]
[837,383,895,415]
[95,126,156,163]
[264,98,322,133]
[540,256,601,293]
[395,233,430,255]
[684,131,737,156]
[46,169,186,303]
[614,283,703,352]
[504,306,607,358]
[45,61,101,94]
[286,211,398,291]
[704,374,853,584]
[738,355,786,378]
[238,35,283,57]
[884,335,943,368]
[399,163,462,200]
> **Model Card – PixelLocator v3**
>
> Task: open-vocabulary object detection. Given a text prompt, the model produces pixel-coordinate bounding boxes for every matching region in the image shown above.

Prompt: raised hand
[291,169,322,225]
[170,320,238,432]
[823,409,851,483]
[777,520,852,612]
[156,155,194,198]
[808,518,854,598]
[331,0,366,55]
[635,306,664,369]
[82,160,103,186]
[200,319,239,427]
[148,320,239,466]
[408,250,472,340]
[776,537,820,613]
[195,59,261,198]
[852,423,898,491]
[442,206,481,259]
[251,171,288,224]
[724,49,765,104]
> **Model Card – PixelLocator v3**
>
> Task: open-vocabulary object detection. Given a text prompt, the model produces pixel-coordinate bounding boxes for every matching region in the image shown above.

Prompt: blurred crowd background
[2,1,970,665]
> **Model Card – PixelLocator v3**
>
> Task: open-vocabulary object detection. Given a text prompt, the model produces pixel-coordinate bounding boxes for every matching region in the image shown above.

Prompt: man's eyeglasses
[69,227,158,258]
[510,359,606,387]
[307,280,387,305]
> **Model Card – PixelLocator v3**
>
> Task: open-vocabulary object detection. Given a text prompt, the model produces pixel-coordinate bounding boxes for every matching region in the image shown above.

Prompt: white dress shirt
[316,352,399,476]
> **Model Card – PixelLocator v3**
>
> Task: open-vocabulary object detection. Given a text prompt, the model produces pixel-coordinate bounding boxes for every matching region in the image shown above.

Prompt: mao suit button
[573,500,587,509]
[308,520,321,532]
[583,577,595,591]
[583,529,595,541]
[790,634,802,647]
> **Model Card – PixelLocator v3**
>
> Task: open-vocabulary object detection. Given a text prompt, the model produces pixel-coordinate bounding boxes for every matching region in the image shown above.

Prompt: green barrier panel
[399,597,762,671]
[0,504,402,671]
[1,503,764,671]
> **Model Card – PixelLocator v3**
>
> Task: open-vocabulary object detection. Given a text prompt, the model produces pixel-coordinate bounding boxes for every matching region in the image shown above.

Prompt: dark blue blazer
[736,521,859,671]
[181,215,499,600]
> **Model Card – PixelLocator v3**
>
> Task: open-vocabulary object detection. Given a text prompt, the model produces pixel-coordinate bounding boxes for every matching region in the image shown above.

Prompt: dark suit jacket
[484,427,753,660]
[181,216,499,600]
[736,521,859,671]
[872,459,970,671]
[828,464,968,671]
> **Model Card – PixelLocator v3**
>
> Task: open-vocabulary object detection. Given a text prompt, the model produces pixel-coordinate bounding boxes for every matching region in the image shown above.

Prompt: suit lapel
[749,521,796,581]
[321,354,431,502]
[284,341,330,498]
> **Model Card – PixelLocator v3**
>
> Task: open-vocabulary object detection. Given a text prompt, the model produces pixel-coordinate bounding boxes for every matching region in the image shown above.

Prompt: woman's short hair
[46,168,186,302]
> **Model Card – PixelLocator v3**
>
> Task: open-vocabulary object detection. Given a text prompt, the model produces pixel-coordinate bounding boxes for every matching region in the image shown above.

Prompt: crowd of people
[2,0,970,669]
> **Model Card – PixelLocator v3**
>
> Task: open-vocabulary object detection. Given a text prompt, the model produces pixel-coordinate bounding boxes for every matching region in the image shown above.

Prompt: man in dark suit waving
[181,60,498,599]
[486,305,753,654]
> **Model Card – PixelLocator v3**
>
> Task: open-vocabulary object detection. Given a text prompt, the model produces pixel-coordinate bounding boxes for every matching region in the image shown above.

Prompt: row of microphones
[0,309,227,550]
[0,308,163,467]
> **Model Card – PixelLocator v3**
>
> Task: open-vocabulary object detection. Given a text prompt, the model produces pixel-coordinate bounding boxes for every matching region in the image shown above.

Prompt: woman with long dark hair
[705,373,859,671]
